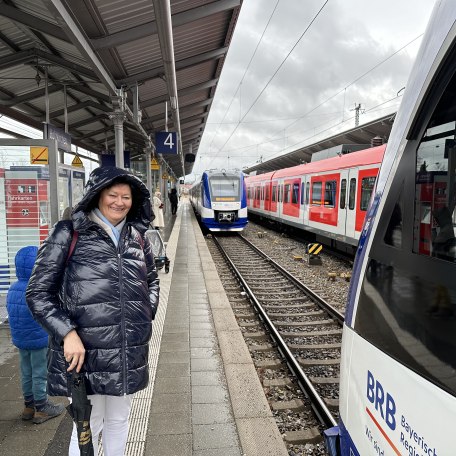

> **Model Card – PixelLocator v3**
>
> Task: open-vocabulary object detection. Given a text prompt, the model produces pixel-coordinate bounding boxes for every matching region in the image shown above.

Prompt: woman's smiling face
[98,183,132,225]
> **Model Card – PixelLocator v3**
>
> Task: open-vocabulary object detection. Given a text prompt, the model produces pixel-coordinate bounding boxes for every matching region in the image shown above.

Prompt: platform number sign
[155,131,178,154]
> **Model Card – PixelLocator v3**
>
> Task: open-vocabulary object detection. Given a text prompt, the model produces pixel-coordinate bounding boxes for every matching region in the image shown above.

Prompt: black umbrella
[67,372,94,456]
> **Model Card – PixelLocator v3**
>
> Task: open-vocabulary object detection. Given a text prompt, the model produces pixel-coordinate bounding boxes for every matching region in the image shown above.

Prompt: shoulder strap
[66,230,79,265]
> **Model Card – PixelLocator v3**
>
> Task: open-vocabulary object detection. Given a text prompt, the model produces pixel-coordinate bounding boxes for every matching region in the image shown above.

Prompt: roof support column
[109,91,127,168]
[145,141,153,194]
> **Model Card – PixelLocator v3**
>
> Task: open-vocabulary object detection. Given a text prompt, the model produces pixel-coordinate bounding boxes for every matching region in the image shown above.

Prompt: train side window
[413,122,456,261]
[301,182,305,205]
[292,183,299,204]
[312,181,322,205]
[284,184,290,203]
[360,177,376,211]
[355,55,456,397]
[348,178,356,210]
[272,185,277,202]
[340,179,347,209]
[265,185,269,201]
[324,180,336,207]
[306,182,310,204]
[279,185,283,203]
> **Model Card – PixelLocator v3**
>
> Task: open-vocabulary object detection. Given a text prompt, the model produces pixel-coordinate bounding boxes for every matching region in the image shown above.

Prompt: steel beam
[0,3,68,42]
[92,0,240,50]
[141,78,218,109]
[120,47,228,85]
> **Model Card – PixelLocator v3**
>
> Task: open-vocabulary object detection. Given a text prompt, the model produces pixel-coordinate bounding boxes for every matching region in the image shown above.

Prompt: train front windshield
[209,176,240,200]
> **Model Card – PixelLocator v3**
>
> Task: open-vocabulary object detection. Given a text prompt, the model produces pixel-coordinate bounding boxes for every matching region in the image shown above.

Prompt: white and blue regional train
[337,1,456,455]
[189,169,248,231]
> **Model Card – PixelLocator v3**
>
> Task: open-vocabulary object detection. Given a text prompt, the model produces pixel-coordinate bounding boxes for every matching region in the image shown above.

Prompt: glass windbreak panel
[414,122,456,261]
[209,176,240,200]
[355,66,456,397]
[284,184,290,203]
[312,182,322,205]
[324,181,336,207]
[272,186,277,202]
[292,183,299,204]
[360,176,376,211]
[340,179,347,209]
[349,178,356,210]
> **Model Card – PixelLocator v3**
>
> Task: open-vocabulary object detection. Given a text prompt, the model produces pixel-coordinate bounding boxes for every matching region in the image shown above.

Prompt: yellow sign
[162,173,168,180]
[307,243,323,255]
[30,146,49,164]
[71,155,84,167]
[151,158,159,170]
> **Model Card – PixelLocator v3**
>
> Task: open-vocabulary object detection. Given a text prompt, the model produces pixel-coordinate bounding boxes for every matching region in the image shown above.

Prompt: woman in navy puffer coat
[26,166,159,456]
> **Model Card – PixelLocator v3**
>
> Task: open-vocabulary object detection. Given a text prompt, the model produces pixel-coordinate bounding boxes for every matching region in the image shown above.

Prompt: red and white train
[245,144,386,252]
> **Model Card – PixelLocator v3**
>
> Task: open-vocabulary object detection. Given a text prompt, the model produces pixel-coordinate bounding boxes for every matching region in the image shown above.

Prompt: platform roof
[0,0,242,178]
[243,113,396,174]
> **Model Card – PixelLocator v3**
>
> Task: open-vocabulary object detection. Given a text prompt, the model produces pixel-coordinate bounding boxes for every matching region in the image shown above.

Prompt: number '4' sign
[155,131,178,154]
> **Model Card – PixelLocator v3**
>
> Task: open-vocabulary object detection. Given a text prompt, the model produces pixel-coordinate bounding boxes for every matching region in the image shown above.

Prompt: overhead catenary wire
[207,0,330,168]
[260,92,404,162]
[205,31,423,171]
[263,33,424,143]
[208,0,281,150]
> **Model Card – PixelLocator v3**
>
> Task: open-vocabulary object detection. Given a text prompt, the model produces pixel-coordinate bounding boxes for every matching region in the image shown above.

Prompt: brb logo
[366,370,396,431]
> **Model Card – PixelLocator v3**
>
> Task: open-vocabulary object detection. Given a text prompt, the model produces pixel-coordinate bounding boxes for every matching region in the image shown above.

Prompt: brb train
[245,144,386,253]
[189,170,248,231]
[336,1,456,455]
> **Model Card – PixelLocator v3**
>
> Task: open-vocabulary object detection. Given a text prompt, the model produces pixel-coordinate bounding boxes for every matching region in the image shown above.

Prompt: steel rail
[212,235,338,429]
[239,234,345,325]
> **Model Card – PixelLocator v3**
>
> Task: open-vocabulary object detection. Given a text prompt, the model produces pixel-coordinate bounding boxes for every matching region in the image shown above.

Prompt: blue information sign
[100,151,130,168]
[155,131,178,154]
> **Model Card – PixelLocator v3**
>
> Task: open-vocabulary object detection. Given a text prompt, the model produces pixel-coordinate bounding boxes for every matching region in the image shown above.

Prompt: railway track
[208,233,345,454]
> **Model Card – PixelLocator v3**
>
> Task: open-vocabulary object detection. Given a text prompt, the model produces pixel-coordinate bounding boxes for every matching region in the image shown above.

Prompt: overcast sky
[189,0,437,179]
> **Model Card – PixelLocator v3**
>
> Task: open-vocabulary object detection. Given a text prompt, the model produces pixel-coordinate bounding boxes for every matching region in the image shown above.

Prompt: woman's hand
[63,329,85,373]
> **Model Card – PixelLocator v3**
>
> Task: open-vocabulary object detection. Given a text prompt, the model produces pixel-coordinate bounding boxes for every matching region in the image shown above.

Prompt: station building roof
[243,113,395,175]
[0,0,242,178]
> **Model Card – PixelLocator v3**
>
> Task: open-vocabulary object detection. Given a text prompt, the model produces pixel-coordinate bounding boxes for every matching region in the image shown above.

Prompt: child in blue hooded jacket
[6,246,64,424]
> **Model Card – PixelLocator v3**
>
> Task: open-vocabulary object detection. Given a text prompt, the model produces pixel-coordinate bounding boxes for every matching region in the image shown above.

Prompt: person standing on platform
[26,166,160,456]
[153,190,165,229]
[6,246,65,424]
[168,187,178,215]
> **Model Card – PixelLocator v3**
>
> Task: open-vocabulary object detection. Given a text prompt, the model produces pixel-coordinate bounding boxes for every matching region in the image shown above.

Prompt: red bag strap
[66,230,79,265]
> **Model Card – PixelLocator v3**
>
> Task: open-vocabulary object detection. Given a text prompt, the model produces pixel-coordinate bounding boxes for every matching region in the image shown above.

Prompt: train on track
[335,1,456,455]
[245,144,386,253]
[189,169,248,232]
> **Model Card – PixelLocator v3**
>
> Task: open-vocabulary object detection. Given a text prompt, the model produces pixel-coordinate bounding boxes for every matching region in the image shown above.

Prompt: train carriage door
[344,169,358,239]
[261,183,265,211]
[302,177,310,226]
[271,181,278,214]
[277,180,284,217]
